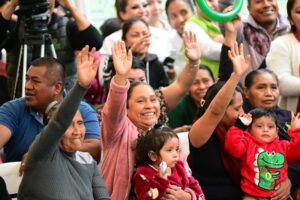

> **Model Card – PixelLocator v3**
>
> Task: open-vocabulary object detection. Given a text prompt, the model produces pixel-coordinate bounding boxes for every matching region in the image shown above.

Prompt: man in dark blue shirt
[0,57,101,163]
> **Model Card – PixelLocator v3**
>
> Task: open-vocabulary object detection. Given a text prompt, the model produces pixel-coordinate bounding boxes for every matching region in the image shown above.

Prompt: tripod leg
[41,44,45,57]
[21,44,28,97]
[13,45,24,99]
[50,44,57,59]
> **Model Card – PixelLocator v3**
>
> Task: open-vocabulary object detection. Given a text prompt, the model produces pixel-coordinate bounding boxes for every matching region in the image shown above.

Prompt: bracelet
[188,61,199,69]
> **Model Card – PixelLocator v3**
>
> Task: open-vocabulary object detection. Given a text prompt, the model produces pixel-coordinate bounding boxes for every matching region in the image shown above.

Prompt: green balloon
[196,0,243,23]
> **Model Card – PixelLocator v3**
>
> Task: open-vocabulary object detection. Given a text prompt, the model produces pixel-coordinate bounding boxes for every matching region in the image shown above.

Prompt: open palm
[112,41,132,77]
[228,42,250,77]
[291,112,300,129]
[223,6,242,33]
[57,0,74,10]
[183,31,201,63]
[76,45,100,87]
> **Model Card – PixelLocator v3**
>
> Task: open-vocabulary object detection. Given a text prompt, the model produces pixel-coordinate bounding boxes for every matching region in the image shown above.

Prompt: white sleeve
[99,30,123,55]
[99,37,113,55]
[266,35,300,96]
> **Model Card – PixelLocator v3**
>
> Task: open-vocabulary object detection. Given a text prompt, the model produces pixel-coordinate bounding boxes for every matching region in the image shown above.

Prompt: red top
[0,61,6,77]
[225,126,300,198]
[133,161,205,200]
[294,33,300,42]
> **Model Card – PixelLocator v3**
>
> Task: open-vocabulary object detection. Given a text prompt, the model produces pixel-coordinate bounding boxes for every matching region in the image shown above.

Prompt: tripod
[14,33,57,98]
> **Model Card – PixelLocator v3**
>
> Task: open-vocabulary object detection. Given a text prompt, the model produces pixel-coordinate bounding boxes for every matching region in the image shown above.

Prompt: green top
[168,94,198,129]
[187,15,221,78]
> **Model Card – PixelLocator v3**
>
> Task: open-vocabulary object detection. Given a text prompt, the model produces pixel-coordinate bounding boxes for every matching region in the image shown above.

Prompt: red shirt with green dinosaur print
[225,126,300,198]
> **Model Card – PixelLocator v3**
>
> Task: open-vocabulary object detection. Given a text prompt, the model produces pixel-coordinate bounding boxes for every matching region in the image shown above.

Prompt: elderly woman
[101,31,201,200]
[18,46,110,200]
[189,42,294,200]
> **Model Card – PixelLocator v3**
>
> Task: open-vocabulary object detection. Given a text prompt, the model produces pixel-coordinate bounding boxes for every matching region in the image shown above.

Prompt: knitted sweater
[18,83,110,200]
[218,15,289,85]
[241,15,289,71]
[225,126,300,198]
[266,33,300,112]
[133,161,205,200]
[100,77,192,200]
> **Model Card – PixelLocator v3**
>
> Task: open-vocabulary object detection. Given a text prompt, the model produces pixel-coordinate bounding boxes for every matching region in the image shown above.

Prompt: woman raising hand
[101,32,202,200]
[189,42,250,199]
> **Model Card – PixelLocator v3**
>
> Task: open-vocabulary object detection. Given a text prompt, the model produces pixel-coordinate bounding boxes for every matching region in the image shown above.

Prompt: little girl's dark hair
[136,126,178,166]
[248,108,278,128]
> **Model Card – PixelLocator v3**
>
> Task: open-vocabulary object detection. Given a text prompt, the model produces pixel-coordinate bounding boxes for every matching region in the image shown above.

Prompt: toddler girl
[133,126,205,200]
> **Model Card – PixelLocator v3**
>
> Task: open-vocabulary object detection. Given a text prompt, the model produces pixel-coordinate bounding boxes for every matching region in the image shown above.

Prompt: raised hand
[112,40,132,77]
[228,42,250,77]
[291,112,300,129]
[223,6,242,34]
[183,31,201,63]
[10,0,19,7]
[57,0,75,10]
[2,0,19,20]
[76,45,100,88]
[130,33,151,53]
[239,113,252,126]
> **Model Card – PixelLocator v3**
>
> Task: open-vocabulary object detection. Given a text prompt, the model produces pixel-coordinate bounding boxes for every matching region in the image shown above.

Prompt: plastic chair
[178,131,189,155]
[0,162,22,199]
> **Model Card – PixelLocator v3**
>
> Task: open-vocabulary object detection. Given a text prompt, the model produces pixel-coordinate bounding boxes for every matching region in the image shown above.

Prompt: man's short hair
[31,57,65,87]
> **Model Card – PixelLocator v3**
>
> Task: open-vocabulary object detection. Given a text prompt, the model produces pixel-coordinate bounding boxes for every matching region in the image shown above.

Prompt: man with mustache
[218,0,290,83]
[0,57,101,164]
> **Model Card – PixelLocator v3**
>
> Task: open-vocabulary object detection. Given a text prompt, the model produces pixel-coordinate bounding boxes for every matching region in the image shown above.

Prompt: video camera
[12,0,56,98]
[15,0,50,34]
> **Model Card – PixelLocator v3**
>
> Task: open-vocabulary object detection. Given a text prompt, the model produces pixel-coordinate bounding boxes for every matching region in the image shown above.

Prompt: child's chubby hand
[239,113,252,126]
[158,161,171,180]
[291,112,300,129]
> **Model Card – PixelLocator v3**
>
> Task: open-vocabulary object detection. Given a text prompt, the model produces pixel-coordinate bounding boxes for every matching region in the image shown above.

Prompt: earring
[200,99,205,107]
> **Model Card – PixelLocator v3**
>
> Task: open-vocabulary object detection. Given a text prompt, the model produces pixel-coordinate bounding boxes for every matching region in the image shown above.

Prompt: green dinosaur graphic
[254,148,284,190]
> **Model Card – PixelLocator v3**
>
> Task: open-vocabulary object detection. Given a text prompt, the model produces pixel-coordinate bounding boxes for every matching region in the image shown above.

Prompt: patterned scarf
[243,23,270,57]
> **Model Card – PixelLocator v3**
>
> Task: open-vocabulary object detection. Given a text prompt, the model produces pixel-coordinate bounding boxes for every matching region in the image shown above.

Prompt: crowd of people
[0,0,300,199]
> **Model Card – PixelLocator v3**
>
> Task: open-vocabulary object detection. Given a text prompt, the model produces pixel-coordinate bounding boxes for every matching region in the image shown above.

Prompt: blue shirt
[0,98,100,162]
